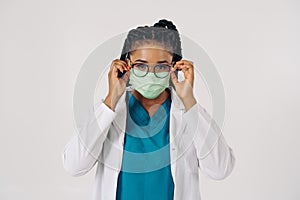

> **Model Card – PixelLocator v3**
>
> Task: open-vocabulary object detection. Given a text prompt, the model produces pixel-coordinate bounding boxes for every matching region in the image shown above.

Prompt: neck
[132,89,170,116]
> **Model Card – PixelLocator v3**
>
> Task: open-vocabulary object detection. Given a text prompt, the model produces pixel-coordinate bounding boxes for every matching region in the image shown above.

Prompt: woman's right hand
[104,59,131,111]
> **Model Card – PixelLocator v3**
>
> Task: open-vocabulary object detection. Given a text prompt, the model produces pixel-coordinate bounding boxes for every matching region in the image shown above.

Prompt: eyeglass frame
[128,58,176,79]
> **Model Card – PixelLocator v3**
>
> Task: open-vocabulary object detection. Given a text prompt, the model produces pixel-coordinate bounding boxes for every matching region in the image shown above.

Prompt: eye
[158,64,167,69]
[135,63,148,71]
[155,64,170,71]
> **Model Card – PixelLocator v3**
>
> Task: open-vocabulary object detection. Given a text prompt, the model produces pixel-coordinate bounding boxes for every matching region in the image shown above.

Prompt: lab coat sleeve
[182,103,236,180]
[62,100,116,177]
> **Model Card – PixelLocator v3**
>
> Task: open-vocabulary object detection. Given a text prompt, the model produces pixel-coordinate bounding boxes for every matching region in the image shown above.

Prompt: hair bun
[153,19,177,31]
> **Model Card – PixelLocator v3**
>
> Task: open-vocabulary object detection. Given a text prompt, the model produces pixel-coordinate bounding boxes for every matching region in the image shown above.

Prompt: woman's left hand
[170,60,197,111]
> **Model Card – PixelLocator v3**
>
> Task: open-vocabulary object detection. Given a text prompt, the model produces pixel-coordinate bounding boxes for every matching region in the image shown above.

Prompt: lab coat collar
[112,86,186,137]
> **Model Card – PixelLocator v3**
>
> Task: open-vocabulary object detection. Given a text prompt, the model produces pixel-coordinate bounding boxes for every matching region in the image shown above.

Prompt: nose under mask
[129,70,170,99]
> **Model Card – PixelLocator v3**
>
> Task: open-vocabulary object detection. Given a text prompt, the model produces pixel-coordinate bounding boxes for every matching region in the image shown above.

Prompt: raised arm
[62,101,116,177]
[62,58,130,176]
[182,103,236,180]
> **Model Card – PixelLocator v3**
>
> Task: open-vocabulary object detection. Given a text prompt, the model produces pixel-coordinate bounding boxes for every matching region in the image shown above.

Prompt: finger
[172,63,183,71]
[120,61,131,71]
[177,65,194,82]
[112,63,128,78]
[173,65,187,75]
[172,61,182,71]
[172,64,187,72]
[127,64,132,71]
[174,63,193,70]
[174,61,194,71]
[110,59,129,71]
[176,64,194,77]
[112,59,128,66]
[170,70,179,86]
[176,60,194,66]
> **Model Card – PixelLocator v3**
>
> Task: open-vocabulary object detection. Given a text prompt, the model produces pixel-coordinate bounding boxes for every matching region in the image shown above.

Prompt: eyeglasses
[129,59,174,78]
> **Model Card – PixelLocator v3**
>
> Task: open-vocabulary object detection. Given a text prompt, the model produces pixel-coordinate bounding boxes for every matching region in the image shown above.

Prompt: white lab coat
[62,86,235,200]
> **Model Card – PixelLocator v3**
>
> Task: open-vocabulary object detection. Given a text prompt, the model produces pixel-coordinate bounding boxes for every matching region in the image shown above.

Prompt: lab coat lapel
[113,90,128,141]
[169,87,186,191]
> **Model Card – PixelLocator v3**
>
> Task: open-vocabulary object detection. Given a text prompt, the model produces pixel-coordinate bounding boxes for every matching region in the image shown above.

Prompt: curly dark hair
[120,19,183,64]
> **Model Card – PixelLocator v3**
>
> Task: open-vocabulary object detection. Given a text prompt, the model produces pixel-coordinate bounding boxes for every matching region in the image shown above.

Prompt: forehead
[129,45,173,62]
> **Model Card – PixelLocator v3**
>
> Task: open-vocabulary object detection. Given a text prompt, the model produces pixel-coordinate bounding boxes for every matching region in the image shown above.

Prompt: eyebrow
[134,59,169,63]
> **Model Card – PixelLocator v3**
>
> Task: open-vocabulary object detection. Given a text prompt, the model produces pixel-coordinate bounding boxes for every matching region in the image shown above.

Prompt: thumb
[170,70,179,86]
[120,70,130,84]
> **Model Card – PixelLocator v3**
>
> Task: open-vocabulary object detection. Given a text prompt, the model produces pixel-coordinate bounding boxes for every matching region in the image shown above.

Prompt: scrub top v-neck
[116,91,174,200]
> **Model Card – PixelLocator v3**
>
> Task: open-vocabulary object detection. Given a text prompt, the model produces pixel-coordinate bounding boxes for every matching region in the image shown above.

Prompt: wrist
[104,94,117,111]
[182,95,197,111]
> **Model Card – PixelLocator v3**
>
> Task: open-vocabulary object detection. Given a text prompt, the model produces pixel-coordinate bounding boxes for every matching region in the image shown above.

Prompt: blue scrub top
[116,91,174,200]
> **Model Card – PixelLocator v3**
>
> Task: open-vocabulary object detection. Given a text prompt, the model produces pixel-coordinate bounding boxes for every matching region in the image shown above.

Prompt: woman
[63,19,235,200]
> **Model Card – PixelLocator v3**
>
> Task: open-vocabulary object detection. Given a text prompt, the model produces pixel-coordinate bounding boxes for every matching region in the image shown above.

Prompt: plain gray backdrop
[0,0,299,199]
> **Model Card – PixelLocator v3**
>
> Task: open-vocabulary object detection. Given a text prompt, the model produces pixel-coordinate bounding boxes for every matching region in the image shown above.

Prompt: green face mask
[129,70,170,99]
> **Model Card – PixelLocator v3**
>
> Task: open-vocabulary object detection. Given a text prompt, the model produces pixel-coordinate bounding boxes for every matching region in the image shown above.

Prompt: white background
[1,0,299,199]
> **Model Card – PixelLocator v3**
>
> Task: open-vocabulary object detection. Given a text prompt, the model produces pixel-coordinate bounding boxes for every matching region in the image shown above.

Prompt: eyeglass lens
[132,63,171,78]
